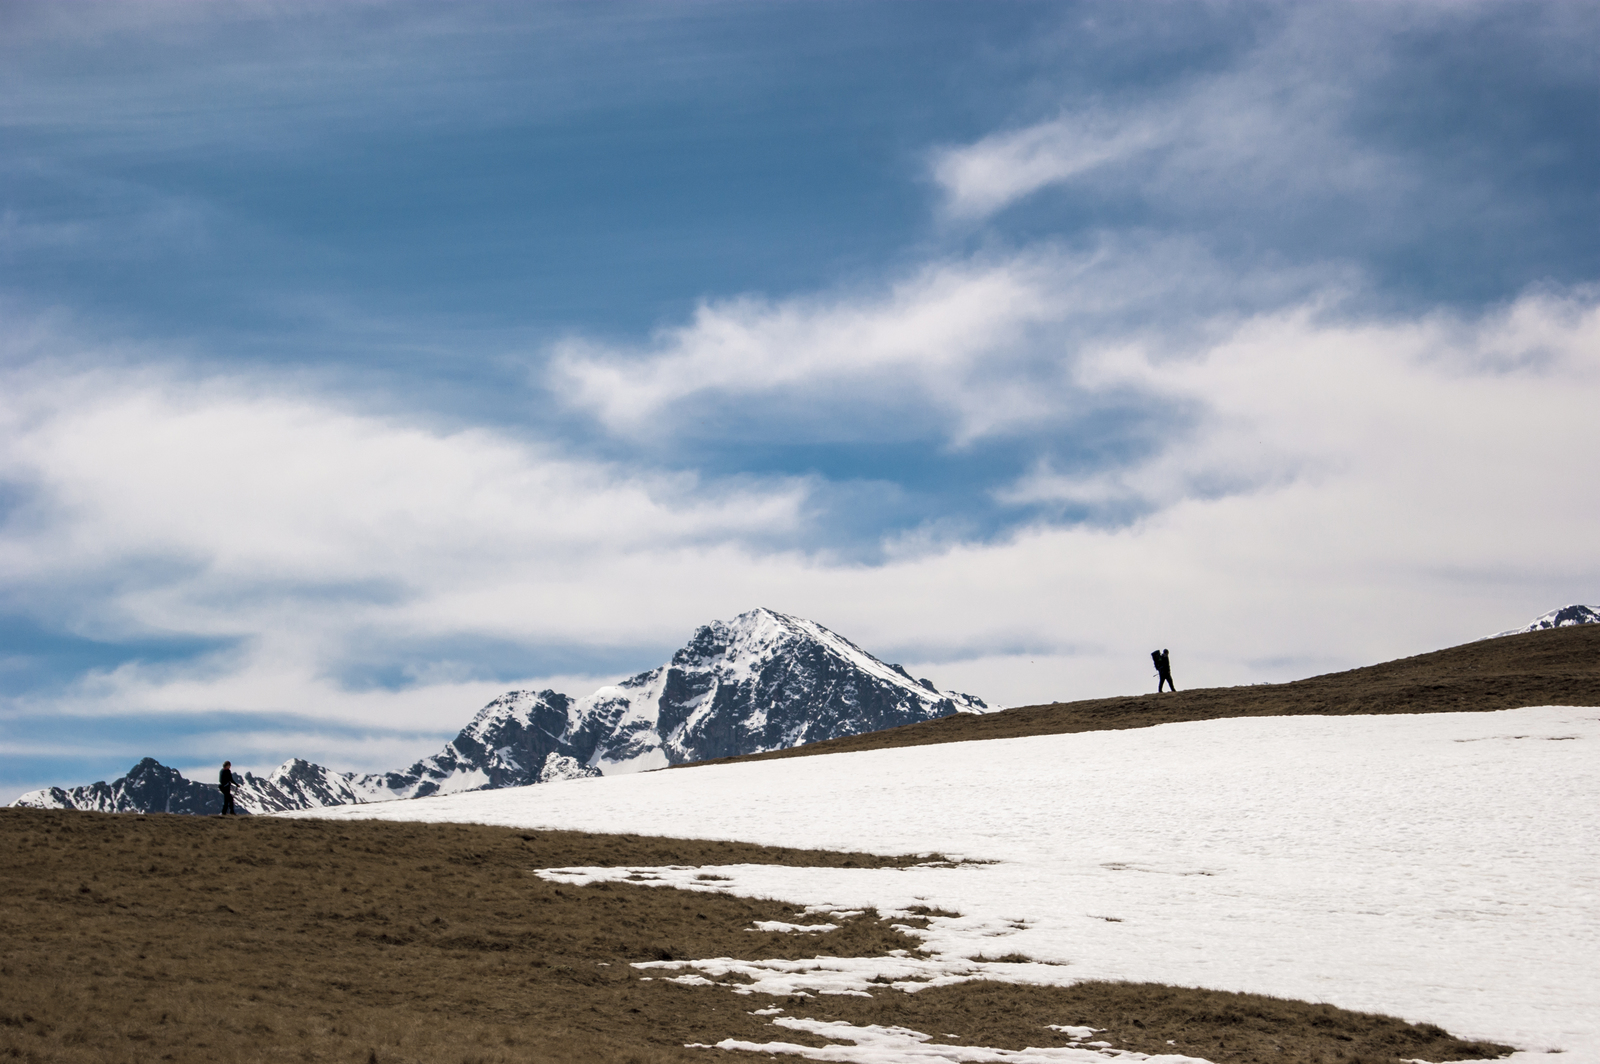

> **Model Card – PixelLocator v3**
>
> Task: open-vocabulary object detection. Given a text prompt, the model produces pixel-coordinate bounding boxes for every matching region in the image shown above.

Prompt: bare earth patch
[1,810,1510,1064]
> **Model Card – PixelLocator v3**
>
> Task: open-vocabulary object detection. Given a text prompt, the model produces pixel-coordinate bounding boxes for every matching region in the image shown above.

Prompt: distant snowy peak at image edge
[1489,604,1600,639]
[11,607,988,814]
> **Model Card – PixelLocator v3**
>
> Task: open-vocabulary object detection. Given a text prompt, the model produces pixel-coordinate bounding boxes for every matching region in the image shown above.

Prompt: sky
[3,1,1599,802]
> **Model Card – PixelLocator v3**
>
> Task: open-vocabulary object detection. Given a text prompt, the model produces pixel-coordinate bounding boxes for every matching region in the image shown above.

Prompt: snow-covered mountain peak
[444,607,990,787]
[265,758,317,784]
[671,607,796,672]
[673,607,973,700]
[462,688,569,742]
[1490,604,1600,638]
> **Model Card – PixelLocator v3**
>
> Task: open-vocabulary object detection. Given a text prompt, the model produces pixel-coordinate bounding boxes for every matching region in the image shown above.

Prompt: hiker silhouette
[219,760,237,816]
[1152,649,1176,693]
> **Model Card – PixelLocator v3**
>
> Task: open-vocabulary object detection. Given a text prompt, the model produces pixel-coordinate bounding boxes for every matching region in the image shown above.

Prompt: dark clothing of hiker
[1153,649,1176,693]
[219,763,237,816]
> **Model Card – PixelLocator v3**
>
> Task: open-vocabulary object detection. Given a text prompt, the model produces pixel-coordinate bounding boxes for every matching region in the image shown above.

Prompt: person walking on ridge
[1152,649,1176,693]
[218,760,238,816]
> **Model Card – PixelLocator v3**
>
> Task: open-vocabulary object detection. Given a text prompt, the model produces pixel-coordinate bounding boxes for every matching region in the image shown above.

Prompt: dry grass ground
[2,809,1511,1064]
[696,624,1600,768]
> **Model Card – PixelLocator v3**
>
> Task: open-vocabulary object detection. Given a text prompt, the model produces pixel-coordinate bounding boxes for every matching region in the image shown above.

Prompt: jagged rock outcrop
[13,757,230,815]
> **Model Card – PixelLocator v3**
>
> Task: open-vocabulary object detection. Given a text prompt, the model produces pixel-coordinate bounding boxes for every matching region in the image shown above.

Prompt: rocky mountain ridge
[13,608,988,815]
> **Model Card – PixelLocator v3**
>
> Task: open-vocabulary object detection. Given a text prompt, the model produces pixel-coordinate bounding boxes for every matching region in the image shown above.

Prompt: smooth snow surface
[295,706,1600,1062]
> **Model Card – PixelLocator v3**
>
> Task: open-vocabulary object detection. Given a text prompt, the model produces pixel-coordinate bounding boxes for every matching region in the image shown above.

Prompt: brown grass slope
[694,624,1600,768]
[1,810,1509,1064]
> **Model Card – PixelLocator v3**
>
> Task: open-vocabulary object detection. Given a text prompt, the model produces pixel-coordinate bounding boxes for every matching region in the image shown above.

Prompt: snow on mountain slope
[368,607,990,796]
[1491,604,1600,638]
[11,608,987,812]
[9,757,225,814]
[576,607,989,774]
[293,705,1600,1062]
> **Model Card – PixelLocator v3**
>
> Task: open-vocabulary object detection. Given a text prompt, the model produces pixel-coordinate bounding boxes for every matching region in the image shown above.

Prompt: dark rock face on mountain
[12,608,988,814]
[364,608,988,796]
[15,757,229,815]
[357,689,595,801]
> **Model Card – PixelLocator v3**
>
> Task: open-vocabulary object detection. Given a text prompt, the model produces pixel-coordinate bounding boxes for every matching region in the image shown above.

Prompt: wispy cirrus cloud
[931,13,1402,225]
[927,0,1600,290]
[933,111,1168,220]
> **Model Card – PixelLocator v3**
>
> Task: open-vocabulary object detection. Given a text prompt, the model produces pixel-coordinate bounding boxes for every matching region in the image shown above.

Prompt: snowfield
[293,706,1600,1063]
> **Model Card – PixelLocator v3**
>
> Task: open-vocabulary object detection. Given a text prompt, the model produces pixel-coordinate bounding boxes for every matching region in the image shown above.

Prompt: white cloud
[7,277,1598,793]
[930,9,1405,221]
[0,360,814,744]
[933,111,1166,219]
[549,239,1341,451]
[550,256,1068,444]
[0,368,805,601]
[1003,289,1600,526]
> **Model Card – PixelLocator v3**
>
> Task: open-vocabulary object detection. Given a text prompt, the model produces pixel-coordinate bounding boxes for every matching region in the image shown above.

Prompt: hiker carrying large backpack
[1153,649,1176,693]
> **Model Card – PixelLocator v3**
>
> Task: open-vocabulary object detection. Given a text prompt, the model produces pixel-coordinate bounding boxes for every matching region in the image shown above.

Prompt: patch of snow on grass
[293,706,1600,1061]
[748,920,840,933]
[703,1016,1216,1062]
[632,952,1073,997]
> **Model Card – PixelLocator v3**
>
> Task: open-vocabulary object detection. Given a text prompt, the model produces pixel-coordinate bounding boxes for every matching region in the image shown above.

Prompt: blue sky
[3,2,1598,802]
